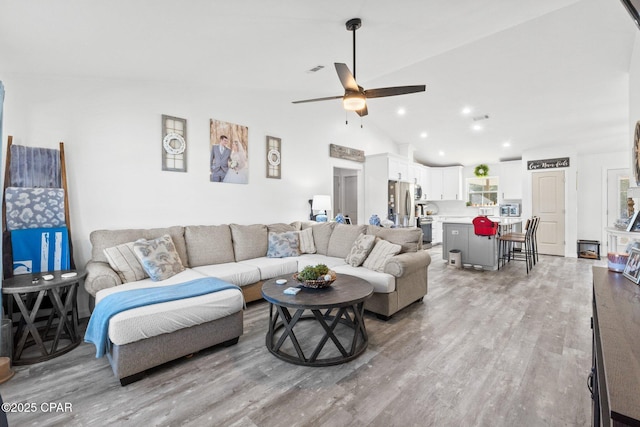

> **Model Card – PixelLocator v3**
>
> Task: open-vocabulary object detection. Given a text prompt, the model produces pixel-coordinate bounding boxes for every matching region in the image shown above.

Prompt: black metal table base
[266,301,368,366]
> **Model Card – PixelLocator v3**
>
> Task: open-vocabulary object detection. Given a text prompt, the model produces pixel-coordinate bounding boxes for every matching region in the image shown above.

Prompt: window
[619,176,630,218]
[467,177,498,206]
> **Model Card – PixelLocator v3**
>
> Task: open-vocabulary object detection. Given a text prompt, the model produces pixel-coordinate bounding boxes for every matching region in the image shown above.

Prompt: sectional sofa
[84,221,431,384]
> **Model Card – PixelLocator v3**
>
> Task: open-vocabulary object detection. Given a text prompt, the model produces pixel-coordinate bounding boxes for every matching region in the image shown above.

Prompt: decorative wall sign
[210,119,249,184]
[162,115,187,172]
[329,144,365,162]
[266,136,281,179]
[527,157,570,170]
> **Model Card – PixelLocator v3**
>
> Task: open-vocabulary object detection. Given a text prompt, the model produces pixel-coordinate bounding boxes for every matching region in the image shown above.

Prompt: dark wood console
[591,266,640,426]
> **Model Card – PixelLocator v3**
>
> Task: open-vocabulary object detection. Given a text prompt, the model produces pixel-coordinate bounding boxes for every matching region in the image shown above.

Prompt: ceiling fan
[292,18,426,117]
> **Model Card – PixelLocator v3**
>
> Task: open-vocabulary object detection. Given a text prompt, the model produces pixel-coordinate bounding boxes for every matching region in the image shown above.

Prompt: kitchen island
[441,217,524,270]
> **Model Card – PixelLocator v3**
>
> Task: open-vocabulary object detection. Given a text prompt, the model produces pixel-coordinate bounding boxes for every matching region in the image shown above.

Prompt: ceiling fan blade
[292,95,343,104]
[335,63,359,92]
[356,105,368,117]
[364,85,426,99]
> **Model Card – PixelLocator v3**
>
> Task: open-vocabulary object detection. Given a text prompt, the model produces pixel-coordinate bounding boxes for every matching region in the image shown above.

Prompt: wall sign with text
[527,157,570,170]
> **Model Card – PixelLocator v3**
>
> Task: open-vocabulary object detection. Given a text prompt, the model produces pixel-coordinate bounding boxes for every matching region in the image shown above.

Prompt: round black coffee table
[261,274,373,366]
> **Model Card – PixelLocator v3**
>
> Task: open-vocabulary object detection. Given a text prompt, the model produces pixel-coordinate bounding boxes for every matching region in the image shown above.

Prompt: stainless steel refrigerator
[388,180,415,227]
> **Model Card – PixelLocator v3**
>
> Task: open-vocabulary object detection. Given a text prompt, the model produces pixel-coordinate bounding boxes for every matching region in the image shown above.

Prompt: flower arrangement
[474,164,489,177]
[228,159,239,171]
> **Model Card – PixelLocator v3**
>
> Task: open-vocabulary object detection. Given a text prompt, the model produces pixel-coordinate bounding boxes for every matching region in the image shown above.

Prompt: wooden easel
[2,136,76,278]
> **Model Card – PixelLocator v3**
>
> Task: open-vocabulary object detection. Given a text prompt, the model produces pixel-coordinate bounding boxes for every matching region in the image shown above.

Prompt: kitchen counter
[441,216,524,226]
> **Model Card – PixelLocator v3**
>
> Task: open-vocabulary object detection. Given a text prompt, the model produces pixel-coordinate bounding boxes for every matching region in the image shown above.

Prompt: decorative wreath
[162,133,186,155]
[267,148,281,166]
[474,164,489,177]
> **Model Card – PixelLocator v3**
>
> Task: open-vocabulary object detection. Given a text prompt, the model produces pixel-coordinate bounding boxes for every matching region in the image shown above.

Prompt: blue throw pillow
[267,232,300,258]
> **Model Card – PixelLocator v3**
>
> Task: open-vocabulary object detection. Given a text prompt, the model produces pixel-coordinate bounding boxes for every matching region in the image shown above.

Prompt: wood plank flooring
[1,247,598,426]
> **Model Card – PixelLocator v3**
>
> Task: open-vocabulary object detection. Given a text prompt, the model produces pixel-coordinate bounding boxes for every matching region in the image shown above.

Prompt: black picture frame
[344,217,352,225]
[623,247,640,284]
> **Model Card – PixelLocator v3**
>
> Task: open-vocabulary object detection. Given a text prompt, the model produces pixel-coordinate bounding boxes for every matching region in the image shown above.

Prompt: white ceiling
[0,0,637,166]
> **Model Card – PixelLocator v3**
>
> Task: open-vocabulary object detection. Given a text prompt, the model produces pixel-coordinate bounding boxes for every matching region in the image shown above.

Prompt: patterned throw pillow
[267,231,301,258]
[297,228,316,254]
[103,241,149,283]
[345,233,376,267]
[132,235,185,281]
[362,239,402,272]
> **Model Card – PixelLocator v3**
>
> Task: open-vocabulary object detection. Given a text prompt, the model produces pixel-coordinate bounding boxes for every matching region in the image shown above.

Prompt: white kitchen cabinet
[426,166,462,200]
[499,160,523,200]
[388,156,410,181]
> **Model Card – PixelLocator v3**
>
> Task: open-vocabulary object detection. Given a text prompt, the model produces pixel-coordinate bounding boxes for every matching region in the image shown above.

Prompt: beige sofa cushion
[103,242,148,283]
[267,223,297,233]
[297,228,316,254]
[90,226,188,266]
[230,224,268,261]
[363,239,402,272]
[366,226,423,253]
[310,222,335,255]
[185,225,235,267]
[327,224,368,258]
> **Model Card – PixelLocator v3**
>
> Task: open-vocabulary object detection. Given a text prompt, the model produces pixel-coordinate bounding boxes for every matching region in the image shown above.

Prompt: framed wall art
[266,136,281,179]
[161,115,187,172]
[209,119,249,184]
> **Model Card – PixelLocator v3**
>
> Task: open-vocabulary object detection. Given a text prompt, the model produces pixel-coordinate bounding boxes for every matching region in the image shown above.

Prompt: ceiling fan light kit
[292,17,425,117]
[343,92,366,111]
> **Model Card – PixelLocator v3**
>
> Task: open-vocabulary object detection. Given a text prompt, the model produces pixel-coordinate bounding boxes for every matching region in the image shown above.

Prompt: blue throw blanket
[84,277,240,358]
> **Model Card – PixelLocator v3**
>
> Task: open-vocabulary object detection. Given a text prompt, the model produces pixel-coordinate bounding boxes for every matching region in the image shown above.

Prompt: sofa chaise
[84,221,431,384]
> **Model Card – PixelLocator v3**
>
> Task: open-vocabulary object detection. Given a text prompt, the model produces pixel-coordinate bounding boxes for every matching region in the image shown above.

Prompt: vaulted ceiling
[0,0,637,165]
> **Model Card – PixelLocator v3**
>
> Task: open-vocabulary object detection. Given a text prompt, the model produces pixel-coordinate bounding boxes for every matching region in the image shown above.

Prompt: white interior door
[532,170,565,256]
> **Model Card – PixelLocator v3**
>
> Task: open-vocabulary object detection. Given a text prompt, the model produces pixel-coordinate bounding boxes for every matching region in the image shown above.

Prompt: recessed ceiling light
[438,150,445,156]
[503,141,511,147]
[420,132,428,138]
[471,124,483,131]
[461,106,472,115]
[397,108,406,116]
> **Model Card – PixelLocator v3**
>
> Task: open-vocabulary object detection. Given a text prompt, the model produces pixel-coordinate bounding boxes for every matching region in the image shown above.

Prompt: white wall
[0,74,398,313]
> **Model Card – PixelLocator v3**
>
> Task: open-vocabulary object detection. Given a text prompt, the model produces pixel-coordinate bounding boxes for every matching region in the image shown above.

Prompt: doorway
[532,170,565,256]
[333,168,358,224]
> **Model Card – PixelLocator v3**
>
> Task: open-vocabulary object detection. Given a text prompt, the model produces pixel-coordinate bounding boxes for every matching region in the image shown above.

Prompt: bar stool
[498,217,536,274]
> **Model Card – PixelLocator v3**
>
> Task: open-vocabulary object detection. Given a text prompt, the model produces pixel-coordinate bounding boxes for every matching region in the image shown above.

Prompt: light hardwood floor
[1,247,599,426]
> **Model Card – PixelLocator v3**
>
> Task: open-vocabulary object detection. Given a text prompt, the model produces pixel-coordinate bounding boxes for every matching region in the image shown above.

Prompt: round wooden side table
[2,270,86,365]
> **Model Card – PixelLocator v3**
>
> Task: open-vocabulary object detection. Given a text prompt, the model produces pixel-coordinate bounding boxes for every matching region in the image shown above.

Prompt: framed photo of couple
[209,118,249,184]
[623,247,640,284]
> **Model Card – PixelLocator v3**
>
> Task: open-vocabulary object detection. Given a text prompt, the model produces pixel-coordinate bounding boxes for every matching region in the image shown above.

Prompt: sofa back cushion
[366,226,423,253]
[308,222,335,255]
[90,226,188,266]
[267,223,297,233]
[230,224,268,261]
[327,224,368,258]
[184,225,235,267]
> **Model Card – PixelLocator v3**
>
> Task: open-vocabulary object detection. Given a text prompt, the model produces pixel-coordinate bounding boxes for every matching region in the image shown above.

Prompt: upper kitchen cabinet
[499,160,523,200]
[364,153,412,221]
[426,166,462,200]
[387,155,410,181]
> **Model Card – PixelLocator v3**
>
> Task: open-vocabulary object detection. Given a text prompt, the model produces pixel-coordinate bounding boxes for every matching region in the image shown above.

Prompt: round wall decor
[163,133,186,155]
[267,148,281,166]
[474,164,489,177]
